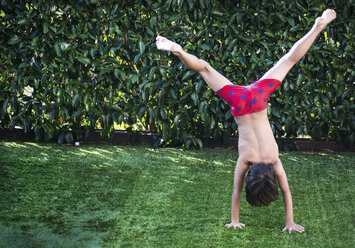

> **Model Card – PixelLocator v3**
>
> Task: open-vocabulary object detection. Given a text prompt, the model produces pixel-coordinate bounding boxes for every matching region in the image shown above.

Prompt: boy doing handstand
[156,9,336,233]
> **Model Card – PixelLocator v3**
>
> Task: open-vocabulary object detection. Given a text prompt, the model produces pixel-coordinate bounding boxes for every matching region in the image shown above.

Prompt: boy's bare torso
[235,109,279,165]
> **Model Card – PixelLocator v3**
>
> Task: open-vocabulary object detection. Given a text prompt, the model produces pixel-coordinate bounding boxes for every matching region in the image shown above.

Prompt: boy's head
[245,163,278,207]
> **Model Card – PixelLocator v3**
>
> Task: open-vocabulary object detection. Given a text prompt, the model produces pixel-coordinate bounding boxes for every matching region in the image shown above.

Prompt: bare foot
[315,9,336,29]
[156,36,182,55]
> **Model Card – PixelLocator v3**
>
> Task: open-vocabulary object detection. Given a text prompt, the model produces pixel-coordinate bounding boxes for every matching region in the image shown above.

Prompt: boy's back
[235,109,279,165]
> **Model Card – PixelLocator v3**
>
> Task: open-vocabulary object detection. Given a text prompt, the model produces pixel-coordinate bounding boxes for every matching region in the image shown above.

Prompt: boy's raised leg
[156,36,233,92]
[259,9,336,82]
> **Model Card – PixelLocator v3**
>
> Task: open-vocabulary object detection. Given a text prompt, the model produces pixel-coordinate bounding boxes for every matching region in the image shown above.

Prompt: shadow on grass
[0,222,102,248]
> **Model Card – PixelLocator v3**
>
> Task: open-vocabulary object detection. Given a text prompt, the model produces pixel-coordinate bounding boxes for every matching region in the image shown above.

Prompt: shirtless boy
[156,9,336,233]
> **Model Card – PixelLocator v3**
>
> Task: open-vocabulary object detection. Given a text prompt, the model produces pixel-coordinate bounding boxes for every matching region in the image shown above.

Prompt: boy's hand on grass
[282,222,304,234]
[225,222,245,229]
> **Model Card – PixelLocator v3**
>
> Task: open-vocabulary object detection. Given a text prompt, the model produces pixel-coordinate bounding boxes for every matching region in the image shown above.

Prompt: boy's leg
[259,9,336,82]
[156,36,233,92]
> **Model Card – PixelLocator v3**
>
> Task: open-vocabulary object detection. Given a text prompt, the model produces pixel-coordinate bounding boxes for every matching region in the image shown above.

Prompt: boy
[156,9,336,233]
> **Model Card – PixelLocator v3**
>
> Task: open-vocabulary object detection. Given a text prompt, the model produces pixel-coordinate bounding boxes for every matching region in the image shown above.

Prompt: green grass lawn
[0,142,354,248]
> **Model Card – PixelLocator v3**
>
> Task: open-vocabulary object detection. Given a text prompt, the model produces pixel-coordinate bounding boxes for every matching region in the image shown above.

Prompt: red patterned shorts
[215,79,281,117]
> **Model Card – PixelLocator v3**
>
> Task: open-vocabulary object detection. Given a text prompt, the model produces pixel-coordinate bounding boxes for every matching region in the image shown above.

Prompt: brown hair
[245,163,278,206]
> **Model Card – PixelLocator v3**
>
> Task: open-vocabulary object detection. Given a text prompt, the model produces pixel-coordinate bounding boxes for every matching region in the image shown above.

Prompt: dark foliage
[0,0,354,147]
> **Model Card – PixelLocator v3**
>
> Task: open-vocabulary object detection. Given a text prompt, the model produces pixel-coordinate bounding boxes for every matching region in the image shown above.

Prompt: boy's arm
[273,158,305,234]
[225,158,248,229]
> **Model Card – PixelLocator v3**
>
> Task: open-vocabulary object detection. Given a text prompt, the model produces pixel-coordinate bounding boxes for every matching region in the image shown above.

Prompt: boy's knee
[198,59,212,73]
[283,53,299,65]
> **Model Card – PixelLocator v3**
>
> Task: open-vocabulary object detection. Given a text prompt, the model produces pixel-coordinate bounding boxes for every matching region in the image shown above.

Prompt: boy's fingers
[225,223,245,229]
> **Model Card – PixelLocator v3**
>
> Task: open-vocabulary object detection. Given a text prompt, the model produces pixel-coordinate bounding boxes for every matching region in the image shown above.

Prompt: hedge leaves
[0,0,354,147]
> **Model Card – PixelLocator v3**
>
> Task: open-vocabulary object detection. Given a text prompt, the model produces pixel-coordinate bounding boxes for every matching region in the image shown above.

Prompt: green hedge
[1,0,354,148]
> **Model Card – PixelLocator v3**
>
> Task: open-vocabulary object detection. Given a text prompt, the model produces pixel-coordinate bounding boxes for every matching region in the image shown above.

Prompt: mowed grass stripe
[116,148,236,247]
[0,143,143,247]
